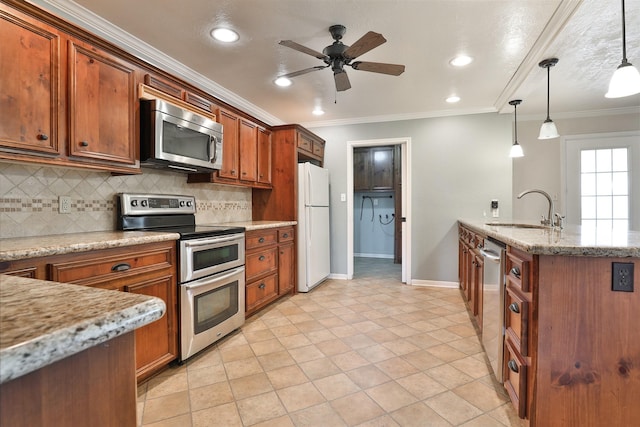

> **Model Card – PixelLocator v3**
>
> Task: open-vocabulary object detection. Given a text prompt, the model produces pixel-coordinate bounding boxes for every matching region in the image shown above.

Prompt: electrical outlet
[59,196,71,214]
[612,262,634,292]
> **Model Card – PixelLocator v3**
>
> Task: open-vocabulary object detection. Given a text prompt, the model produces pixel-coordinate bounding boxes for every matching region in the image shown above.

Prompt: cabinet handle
[508,360,519,373]
[259,283,266,289]
[80,141,89,147]
[231,170,237,175]
[259,255,265,261]
[509,302,520,314]
[510,267,521,278]
[258,237,265,243]
[38,133,49,141]
[282,233,288,238]
[111,263,131,272]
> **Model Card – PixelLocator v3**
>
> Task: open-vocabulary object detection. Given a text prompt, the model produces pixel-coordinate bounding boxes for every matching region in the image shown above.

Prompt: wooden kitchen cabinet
[0,241,178,382]
[216,107,240,181]
[239,118,258,182]
[0,2,140,173]
[244,226,296,316]
[353,146,394,191]
[257,127,272,185]
[458,225,483,329]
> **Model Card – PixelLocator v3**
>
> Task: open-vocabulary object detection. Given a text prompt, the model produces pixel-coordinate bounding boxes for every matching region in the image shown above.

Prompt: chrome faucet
[517,189,562,228]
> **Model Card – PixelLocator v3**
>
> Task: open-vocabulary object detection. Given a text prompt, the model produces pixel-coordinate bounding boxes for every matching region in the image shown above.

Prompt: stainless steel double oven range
[118,193,245,362]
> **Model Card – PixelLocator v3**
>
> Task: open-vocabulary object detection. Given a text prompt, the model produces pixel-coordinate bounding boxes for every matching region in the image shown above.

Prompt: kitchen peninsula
[458,219,640,427]
[0,274,166,426]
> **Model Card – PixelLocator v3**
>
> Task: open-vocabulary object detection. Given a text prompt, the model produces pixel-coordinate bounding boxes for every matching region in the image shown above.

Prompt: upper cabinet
[0,3,140,173]
[354,146,394,191]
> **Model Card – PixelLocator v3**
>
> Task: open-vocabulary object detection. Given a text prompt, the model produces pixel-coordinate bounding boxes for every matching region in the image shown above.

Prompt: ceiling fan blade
[279,40,329,61]
[280,65,328,79]
[343,31,386,60]
[351,61,405,76]
[334,71,351,91]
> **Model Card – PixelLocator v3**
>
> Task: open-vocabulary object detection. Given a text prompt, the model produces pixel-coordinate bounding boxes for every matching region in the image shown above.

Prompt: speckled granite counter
[0,231,180,261]
[460,219,640,257]
[0,275,166,384]
[214,220,297,231]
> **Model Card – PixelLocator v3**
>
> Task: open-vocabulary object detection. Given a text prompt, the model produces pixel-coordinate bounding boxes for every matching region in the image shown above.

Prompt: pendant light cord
[514,103,518,143]
[621,0,628,63]
[546,65,551,121]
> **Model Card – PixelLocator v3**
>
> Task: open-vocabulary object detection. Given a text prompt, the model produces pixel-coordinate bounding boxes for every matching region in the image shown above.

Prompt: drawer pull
[259,255,265,261]
[111,263,131,272]
[509,302,520,314]
[282,233,288,238]
[508,360,519,373]
[510,267,521,278]
[38,133,49,140]
[259,283,266,289]
[258,237,265,243]
[80,141,89,147]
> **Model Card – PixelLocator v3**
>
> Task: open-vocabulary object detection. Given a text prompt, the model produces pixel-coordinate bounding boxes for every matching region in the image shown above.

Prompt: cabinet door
[217,108,239,179]
[371,146,394,190]
[125,275,178,378]
[353,148,371,191]
[278,242,295,295]
[68,39,136,165]
[0,9,60,155]
[257,127,272,184]
[239,119,258,182]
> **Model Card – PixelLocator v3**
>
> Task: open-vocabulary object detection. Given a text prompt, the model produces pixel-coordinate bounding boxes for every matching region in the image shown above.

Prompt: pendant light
[538,58,559,140]
[606,0,640,98]
[509,100,524,158]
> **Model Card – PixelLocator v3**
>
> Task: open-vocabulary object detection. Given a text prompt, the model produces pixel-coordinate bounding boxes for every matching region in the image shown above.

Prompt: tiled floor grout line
[137,258,524,427]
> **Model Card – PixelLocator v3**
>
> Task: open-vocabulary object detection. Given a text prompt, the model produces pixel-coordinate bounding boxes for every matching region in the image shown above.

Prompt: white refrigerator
[297,162,331,292]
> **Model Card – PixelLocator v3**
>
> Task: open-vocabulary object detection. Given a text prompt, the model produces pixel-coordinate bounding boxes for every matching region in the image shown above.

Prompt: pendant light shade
[606,0,640,98]
[509,99,524,158]
[538,58,559,140]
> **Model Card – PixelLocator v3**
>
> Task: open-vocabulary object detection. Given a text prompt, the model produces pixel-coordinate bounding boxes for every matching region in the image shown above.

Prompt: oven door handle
[183,234,243,247]
[183,266,245,290]
[480,248,501,261]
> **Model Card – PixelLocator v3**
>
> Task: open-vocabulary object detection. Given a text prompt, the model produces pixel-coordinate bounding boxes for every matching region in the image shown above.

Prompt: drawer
[48,245,174,287]
[278,227,294,243]
[506,252,530,292]
[505,287,529,356]
[246,274,278,311]
[245,247,277,281]
[246,229,277,250]
[504,337,528,419]
[312,142,324,157]
[297,134,313,152]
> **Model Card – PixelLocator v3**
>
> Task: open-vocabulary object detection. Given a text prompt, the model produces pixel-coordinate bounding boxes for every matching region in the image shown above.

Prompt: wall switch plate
[59,196,71,214]
[491,199,499,209]
[340,193,346,202]
[612,262,634,292]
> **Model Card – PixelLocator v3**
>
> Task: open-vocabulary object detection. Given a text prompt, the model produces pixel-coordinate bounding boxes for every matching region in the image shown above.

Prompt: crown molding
[29,0,286,126]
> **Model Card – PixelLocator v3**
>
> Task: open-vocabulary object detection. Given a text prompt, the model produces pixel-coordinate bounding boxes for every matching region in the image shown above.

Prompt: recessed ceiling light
[450,55,473,67]
[274,77,292,87]
[211,27,239,43]
[446,95,461,103]
[312,106,325,116]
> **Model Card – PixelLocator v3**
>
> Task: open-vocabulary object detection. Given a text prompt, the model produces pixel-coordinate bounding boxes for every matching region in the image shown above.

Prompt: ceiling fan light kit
[606,0,640,98]
[278,24,405,92]
[508,99,524,158]
[538,57,560,140]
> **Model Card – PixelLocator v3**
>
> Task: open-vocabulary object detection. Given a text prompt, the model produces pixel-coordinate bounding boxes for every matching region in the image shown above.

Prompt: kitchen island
[458,220,640,427]
[0,275,166,426]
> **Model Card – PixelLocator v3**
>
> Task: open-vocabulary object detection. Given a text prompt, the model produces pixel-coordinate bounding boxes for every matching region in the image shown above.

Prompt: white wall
[513,111,640,223]
[354,191,395,258]
[311,112,513,283]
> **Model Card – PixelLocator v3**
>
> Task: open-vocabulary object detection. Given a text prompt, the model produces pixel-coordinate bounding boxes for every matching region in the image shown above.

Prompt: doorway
[346,138,411,283]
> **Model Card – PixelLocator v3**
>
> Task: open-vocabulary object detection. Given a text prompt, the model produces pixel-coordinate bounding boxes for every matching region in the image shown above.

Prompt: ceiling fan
[278,24,405,91]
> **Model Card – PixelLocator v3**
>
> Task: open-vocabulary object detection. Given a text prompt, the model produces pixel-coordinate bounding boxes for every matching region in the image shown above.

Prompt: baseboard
[410,279,459,289]
[328,273,349,280]
[354,253,394,259]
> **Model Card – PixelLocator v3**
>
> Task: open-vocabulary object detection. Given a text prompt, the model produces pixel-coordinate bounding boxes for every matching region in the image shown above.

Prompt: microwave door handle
[209,135,216,163]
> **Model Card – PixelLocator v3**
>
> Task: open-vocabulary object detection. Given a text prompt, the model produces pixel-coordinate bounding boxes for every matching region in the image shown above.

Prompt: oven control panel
[119,193,196,215]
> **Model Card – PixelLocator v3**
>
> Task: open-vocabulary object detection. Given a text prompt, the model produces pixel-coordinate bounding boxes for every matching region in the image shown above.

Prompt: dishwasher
[480,237,506,382]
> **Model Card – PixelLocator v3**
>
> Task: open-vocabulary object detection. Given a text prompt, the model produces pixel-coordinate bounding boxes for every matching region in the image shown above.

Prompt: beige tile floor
[137,258,525,427]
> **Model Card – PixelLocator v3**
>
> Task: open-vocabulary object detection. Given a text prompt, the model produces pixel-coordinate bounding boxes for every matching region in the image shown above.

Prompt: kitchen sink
[485,222,550,229]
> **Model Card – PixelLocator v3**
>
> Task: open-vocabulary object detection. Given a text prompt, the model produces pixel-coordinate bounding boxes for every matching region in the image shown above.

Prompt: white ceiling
[36,0,640,127]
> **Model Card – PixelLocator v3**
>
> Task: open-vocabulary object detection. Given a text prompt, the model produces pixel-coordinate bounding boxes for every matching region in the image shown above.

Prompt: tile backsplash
[0,163,252,238]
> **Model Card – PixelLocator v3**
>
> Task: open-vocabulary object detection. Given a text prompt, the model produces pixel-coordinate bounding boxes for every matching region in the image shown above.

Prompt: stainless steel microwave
[140,99,223,173]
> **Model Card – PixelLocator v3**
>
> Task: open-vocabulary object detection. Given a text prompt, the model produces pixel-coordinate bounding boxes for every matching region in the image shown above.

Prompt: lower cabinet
[458,225,483,329]
[0,240,179,382]
[245,226,295,316]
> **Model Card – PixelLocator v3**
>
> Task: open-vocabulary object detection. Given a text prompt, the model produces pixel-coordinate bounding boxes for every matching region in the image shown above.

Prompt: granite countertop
[0,231,180,261]
[460,219,640,257]
[215,220,297,231]
[0,275,165,384]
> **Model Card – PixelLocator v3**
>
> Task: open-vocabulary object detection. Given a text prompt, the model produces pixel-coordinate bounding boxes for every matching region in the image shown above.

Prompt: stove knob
[141,200,148,207]
[131,200,138,207]
[179,201,185,207]
[186,201,193,207]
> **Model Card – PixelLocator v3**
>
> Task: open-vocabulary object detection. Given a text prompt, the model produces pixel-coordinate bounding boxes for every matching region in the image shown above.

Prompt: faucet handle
[540,215,550,226]
[554,213,565,229]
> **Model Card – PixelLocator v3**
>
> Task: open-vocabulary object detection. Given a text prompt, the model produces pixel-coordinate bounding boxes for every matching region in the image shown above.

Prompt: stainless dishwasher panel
[480,237,506,383]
